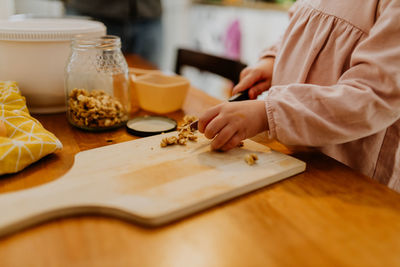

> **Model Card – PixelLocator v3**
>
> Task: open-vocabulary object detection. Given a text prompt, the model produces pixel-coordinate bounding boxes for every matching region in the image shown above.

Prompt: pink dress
[261,0,400,192]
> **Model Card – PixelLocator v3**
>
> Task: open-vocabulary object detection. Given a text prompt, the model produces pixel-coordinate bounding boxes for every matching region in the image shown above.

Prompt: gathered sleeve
[265,1,400,146]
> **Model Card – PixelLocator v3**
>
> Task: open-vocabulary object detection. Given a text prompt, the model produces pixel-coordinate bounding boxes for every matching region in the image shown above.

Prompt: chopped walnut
[160,139,168,147]
[182,115,197,125]
[160,115,198,148]
[187,134,197,141]
[178,138,187,145]
[160,136,176,147]
[245,153,258,165]
[167,136,178,144]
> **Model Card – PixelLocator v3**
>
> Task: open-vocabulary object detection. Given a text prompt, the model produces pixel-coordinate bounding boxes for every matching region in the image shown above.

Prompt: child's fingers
[204,115,228,139]
[232,71,262,95]
[231,68,251,96]
[239,67,251,80]
[198,105,221,133]
[248,80,270,99]
[219,131,245,151]
[210,125,236,150]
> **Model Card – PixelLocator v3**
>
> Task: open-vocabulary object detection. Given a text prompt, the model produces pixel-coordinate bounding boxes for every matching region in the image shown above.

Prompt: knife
[189,88,250,131]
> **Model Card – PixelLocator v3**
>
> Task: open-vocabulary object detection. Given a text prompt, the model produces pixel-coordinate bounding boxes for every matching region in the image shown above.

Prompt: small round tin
[126,116,177,137]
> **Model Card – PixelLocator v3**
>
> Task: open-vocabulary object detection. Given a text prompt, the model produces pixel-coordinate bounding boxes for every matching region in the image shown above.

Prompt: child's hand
[232,57,275,99]
[198,100,268,151]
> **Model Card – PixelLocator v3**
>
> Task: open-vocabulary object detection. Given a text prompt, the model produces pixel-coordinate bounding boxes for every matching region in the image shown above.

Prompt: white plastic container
[0,18,106,113]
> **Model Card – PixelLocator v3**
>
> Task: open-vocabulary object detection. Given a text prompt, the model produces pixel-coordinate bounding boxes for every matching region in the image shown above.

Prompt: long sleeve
[264,0,400,146]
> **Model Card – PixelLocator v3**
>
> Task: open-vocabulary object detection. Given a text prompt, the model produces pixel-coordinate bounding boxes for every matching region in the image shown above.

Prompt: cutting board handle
[0,180,97,237]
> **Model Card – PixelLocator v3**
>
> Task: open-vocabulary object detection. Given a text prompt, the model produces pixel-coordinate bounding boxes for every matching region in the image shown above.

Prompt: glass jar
[65,35,133,131]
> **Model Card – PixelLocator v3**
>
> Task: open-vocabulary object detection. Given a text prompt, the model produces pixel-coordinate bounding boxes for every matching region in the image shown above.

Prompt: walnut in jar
[67,88,128,130]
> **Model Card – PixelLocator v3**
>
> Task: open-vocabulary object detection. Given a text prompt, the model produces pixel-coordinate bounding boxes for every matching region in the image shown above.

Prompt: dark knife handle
[189,120,198,132]
[228,88,250,102]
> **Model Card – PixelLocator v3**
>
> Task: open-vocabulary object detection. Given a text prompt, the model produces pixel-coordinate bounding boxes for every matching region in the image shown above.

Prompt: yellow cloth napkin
[0,81,62,174]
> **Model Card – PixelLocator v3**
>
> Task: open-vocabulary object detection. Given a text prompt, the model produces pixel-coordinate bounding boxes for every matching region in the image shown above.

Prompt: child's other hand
[232,57,275,99]
[198,100,268,151]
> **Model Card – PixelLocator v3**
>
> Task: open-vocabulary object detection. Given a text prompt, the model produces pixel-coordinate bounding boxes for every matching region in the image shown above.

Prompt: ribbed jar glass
[65,35,131,131]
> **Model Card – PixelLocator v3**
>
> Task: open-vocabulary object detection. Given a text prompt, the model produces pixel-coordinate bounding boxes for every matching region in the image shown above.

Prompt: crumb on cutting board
[245,153,258,165]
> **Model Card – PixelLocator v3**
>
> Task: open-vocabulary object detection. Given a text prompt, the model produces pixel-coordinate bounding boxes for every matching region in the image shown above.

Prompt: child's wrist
[255,100,269,132]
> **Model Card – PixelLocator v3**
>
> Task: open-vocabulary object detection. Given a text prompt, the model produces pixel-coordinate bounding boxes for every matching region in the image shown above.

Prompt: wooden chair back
[175,48,247,85]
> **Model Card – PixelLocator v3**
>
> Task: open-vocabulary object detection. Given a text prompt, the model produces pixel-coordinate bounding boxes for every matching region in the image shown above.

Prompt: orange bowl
[133,73,190,114]
[129,67,162,77]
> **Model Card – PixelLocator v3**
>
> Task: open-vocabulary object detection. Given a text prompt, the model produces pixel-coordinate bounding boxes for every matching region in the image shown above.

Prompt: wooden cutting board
[0,132,305,237]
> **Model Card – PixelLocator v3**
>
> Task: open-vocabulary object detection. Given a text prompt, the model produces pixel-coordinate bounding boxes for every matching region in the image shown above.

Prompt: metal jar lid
[126,116,177,137]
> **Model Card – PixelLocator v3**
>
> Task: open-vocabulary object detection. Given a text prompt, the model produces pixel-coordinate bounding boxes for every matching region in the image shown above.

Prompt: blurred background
[0,0,294,99]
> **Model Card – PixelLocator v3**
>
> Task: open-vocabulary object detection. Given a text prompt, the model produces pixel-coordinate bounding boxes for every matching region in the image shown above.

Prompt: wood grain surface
[0,55,400,267]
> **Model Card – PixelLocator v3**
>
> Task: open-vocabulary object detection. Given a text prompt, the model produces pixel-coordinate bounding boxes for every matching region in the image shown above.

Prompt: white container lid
[0,18,106,42]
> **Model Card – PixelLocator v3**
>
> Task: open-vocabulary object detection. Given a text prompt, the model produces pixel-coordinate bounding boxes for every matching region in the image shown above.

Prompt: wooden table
[1,56,400,267]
